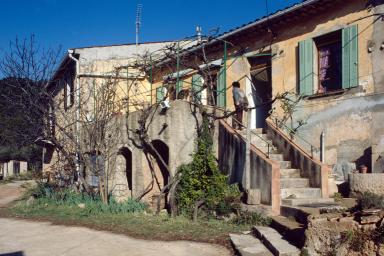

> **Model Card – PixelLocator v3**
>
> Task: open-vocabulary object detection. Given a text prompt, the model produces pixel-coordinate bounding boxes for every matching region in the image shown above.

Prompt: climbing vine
[176,116,240,218]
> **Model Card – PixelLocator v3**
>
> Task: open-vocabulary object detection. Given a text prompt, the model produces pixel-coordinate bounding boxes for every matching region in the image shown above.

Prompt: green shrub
[27,182,147,214]
[230,211,272,226]
[176,117,241,217]
[357,192,384,210]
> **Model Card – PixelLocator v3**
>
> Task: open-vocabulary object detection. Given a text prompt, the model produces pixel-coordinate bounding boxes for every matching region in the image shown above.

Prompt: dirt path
[0,218,230,256]
[0,180,34,207]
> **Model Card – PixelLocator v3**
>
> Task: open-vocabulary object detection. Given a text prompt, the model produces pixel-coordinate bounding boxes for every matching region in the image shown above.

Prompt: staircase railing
[218,119,281,214]
[271,117,320,159]
[265,118,330,198]
[230,116,274,158]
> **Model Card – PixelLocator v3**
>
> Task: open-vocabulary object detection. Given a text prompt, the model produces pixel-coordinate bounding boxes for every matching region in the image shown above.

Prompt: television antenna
[136,4,142,48]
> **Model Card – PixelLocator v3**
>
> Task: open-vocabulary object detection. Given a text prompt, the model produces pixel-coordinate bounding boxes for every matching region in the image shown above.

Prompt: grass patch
[9,201,249,245]
[6,183,257,246]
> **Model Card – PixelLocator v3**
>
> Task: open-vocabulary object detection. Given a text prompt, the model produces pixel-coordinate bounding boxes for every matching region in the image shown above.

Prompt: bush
[230,211,272,226]
[176,117,241,217]
[357,192,384,210]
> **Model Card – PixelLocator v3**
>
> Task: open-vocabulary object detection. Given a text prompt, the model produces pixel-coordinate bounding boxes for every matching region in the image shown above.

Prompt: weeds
[357,192,384,210]
[230,211,272,226]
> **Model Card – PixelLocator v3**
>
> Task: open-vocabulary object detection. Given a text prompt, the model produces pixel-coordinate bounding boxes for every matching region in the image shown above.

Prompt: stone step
[258,147,279,155]
[270,216,306,248]
[269,154,284,161]
[279,161,291,169]
[253,226,301,256]
[280,205,315,225]
[280,188,321,199]
[280,178,309,189]
[281,198,335,207]
[230,233,273,256]
[252,128,264,134]
[280,169,301,178]
[250,137,273,148]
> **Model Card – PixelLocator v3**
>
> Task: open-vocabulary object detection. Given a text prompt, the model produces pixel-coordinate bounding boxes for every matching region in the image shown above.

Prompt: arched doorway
[150,140,170,209]
[118,147,133,191]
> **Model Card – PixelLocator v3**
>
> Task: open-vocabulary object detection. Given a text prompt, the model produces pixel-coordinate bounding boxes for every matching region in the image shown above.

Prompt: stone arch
[118,147,133,191]
[150,139,170,188]
[149,139,170,209]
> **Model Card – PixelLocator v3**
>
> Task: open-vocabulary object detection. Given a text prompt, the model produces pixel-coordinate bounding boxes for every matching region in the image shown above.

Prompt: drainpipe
[320,131,325,163]
[68,50,81,177]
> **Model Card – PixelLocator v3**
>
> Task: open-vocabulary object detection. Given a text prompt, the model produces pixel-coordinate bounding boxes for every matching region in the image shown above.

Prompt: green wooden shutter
[156,86,164,103]
[216,67,226,108]
[299,39,314,96]
[176,80,183,98]
[342,25,359,89]
[191,74,202,101]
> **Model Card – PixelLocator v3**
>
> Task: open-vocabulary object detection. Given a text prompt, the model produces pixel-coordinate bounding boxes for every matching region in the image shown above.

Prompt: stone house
[45,0,384,211]
[0,160,28,179]
[151,0,384,175]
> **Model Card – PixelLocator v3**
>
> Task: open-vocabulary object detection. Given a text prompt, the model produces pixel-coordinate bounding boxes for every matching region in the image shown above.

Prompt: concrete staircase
[230,225,301,256]
[241,128,334,208]
[231,128,337,255]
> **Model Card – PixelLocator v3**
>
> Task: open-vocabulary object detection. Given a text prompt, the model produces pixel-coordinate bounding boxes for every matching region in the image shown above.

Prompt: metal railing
[230,116,274,158]
[271,117,321,159]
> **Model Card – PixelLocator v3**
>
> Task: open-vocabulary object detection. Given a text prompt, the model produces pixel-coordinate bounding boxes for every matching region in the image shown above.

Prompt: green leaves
[176,117,240,217]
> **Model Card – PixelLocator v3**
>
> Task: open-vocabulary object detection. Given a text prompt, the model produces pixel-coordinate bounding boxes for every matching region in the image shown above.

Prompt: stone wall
[349,173,384,196]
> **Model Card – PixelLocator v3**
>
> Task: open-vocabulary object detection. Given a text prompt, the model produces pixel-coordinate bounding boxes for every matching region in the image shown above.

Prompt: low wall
[349,173,384,196]
[266,119,329,198]
[218,120,281,214]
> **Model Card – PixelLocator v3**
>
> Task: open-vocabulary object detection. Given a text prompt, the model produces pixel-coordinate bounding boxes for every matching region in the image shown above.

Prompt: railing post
[245,110,251,190]
[320,130,325,163]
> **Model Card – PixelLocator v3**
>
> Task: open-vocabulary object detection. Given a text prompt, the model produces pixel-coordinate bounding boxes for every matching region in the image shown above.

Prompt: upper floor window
[299,25,358,96]
[64,76,74,110]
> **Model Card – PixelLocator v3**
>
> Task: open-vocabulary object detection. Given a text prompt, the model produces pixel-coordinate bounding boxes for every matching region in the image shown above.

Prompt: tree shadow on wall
[355,147,372,172]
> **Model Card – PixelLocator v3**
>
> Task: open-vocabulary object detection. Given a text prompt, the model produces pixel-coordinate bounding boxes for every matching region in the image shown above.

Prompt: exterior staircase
[230,128,336,255]
[241,128,334,209]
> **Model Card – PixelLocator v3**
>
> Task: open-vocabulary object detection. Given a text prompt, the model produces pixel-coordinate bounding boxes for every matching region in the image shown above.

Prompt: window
[156,86,166,103]
[191,74,202,102]
[299,25,358,96]
[315,31,342,93]
[64,76,74,110]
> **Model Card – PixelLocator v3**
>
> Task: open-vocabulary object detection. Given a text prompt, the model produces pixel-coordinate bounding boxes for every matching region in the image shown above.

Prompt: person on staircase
[232,81,248,130]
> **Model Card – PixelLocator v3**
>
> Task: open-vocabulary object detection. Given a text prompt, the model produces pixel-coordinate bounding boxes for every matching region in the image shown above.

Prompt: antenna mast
[136,4,142,49]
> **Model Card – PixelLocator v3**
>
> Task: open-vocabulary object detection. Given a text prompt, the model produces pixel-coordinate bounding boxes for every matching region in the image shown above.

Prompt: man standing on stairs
[232,81,248,130]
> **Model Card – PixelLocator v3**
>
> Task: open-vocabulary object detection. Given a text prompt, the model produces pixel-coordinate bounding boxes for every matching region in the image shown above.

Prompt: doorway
[248,54,272,128]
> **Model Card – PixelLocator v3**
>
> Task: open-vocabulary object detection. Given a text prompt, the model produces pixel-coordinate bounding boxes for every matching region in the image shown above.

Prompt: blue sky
[0,0,301,51]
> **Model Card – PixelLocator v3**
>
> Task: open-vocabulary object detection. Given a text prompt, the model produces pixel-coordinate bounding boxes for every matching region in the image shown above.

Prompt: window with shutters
[299,25,358,97]
[315,30,342,94]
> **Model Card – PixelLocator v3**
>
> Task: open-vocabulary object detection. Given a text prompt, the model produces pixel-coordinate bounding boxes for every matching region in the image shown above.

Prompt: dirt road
[0,181,231,256]
[0,218,230,256]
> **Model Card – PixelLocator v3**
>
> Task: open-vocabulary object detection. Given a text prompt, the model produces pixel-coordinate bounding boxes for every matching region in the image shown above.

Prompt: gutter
[67,50,81,176]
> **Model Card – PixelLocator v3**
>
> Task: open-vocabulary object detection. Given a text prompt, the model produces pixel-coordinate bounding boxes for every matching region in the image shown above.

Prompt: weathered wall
[108,100,200,205]
[218,121,280,212]
[371,2,384,173]
[349,173,384,196]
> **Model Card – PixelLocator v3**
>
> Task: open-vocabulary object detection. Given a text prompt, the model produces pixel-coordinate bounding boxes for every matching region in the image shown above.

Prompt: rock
[359,223,376,231]
[77,203,85,209]
[339,216,355,223]
[361,209,382,216]
[246,189,260,205]
[319,205,348,214]
[360,215,382,224]
[241,230,251,235]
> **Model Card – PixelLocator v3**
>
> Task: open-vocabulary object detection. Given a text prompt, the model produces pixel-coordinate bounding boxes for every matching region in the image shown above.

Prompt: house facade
[45,0,384,210]
[152,0,384,175]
